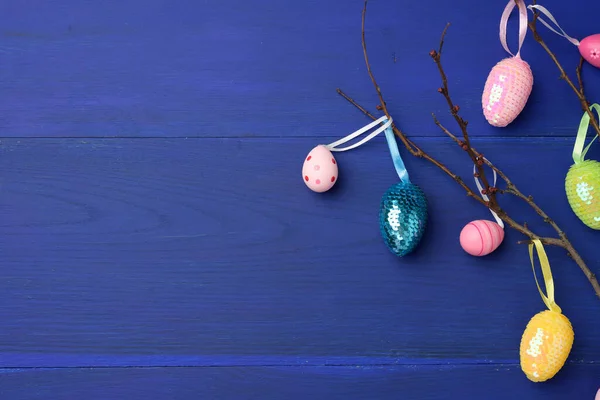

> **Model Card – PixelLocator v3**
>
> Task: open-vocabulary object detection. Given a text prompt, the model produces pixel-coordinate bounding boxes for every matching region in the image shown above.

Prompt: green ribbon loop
[573,103,600,164]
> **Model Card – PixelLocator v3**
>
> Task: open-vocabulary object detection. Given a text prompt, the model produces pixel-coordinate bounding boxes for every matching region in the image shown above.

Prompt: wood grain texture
[1,0,600,138]
[1,364,599,400]
[2,0,600,397]
[1,137,599,370]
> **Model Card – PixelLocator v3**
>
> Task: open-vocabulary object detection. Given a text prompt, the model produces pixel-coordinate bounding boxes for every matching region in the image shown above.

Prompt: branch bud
[429,50,437,58]
[452,105,460,112]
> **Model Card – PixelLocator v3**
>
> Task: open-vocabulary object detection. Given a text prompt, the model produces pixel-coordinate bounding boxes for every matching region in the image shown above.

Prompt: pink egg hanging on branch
[301,116,392,193]
[482,0,533,127]
[459,162,505,257]
[579,34,600,68]
[302,145,338,193]
[528,4,600,69]
[460,220,505,257]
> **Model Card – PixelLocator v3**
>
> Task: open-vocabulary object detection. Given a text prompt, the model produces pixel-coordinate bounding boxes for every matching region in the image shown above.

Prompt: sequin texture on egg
[379,181,428,257]
[565,159,600,229]
[519,310,574,382]
[302,145,338,193]
[482,57,533,127]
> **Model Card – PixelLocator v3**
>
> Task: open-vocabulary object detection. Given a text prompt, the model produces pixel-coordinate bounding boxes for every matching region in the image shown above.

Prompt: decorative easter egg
[565,159,600,229]
[302,145,338,193]
[579,34,600,69]
[379,181,428,257]
[459,219,504,257]
[519,309,574,382]
[482,56,533,127]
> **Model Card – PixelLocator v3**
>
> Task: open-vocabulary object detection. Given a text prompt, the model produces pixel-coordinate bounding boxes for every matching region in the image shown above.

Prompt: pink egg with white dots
[460,219,504,257]
[302,145,338,193]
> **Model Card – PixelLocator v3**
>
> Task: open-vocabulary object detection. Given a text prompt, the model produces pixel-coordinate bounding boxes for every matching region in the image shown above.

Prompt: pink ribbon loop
[527,4,580,47]
[499,0,528,58]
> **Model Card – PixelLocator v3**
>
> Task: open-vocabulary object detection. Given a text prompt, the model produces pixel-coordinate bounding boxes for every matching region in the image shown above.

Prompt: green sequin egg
[565,159,600,230]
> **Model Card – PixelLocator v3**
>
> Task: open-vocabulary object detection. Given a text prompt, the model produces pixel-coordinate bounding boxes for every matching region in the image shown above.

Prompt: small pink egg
[579,34,600,69]
[302,145,338,193]
[460,219,505,256]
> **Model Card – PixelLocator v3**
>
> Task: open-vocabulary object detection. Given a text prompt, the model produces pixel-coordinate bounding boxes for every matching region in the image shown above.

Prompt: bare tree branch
[336,0,600,299]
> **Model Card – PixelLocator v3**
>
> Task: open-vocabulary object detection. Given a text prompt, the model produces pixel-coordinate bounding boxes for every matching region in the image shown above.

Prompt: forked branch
[336,0,600,299]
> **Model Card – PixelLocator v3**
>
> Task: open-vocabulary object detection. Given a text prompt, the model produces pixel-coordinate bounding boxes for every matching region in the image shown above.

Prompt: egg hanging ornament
[460,220,504,256]
[460,162,505,256]
[379,124,428,257]
[519,240,574,382]
[302,116,392,193]
[303,145,338,193]
[482,0,533,127]
[565,104,600,229]
[528,4,600,69]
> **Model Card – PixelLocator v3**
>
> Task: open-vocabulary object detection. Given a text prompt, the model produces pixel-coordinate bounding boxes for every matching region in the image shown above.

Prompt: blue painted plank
[0,137,599,372]
[1,0,599,137]
[1,365,599,399]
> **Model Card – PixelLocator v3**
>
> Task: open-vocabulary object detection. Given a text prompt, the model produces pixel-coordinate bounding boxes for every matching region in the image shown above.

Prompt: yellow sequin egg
[519,310,574,382]
[565,159,600,229]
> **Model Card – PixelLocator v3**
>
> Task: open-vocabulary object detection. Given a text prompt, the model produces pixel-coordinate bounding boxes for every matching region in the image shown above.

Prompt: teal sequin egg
[379,181,428,257]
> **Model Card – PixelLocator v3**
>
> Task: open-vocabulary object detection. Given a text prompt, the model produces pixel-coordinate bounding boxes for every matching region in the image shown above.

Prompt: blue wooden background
[2,0,600,398]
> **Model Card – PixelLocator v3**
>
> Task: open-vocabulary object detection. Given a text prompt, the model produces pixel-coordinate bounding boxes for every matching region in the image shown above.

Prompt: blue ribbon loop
[383,124,410,184]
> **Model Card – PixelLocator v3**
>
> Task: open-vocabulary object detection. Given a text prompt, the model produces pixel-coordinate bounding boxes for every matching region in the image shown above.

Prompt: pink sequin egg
[482,56,533,127]
[302,145,338,193]
[579,34,600,69]
[460,219,505,257]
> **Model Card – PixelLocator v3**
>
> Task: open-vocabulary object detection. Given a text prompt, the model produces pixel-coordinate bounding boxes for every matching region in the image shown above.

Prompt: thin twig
[336,0,600,299]
[529,0,599,134]
[360,2,418,156]
[429,25,499,219]
[339,87,545,242]
[434,114,577,241]
[335,88,480,200]
[577,56,586,99]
